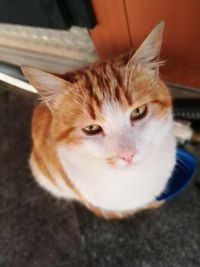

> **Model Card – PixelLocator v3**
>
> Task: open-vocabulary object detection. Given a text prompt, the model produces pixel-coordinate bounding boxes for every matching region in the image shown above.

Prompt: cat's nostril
[118,152,135,163]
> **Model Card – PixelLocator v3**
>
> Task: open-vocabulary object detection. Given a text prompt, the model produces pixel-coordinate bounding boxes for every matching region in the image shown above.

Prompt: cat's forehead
[72,61,133,108]
[60,57,171,122]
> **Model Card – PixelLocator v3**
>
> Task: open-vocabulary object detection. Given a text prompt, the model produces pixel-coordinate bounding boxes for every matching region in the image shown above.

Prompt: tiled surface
[0,81,200,267]
[0,24,98,74]
[0,24,97,63]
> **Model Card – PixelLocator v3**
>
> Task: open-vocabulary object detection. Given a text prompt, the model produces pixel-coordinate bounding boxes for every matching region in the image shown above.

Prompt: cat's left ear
[131,21,164,72]
[21,66,71,111]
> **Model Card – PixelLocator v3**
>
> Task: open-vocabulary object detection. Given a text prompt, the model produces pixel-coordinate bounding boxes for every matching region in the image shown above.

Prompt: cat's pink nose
[118,151,135,163]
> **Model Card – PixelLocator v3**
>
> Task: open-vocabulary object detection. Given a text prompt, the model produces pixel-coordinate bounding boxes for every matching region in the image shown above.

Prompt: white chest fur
[57,139,176,212]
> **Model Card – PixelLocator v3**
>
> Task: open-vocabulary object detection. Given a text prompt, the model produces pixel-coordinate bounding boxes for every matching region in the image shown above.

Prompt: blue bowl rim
[156,147,197,201]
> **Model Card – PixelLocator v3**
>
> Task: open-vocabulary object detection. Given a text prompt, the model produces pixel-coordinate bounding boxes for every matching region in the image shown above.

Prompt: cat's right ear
[21,66,71,111]
[130,21,164,73]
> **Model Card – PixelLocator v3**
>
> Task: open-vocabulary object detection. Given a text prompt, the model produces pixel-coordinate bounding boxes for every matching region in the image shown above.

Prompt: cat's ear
[132,21,164,72]
[21,66,71,111]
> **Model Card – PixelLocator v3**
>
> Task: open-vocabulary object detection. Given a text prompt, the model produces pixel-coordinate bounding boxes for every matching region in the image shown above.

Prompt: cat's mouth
[105,156,135,168]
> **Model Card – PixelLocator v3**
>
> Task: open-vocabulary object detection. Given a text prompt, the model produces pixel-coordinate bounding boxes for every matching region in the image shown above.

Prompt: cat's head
[22,22,175,168]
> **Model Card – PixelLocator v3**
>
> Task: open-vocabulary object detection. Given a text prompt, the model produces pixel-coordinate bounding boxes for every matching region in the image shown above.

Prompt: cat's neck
[56,139,176,212]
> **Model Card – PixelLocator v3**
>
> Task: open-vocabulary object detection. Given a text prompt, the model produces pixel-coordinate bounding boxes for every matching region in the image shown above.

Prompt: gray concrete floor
[0,81,200,267]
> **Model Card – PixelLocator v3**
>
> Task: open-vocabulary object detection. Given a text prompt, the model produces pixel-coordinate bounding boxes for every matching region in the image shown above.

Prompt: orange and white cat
[22,22,176,219]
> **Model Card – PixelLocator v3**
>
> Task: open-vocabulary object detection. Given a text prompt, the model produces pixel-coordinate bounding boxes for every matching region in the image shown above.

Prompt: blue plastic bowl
[156,148,197,201]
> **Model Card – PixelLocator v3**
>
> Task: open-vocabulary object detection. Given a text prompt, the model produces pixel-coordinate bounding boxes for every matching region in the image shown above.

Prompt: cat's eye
[130,104,147,121]
[82,125,103,135]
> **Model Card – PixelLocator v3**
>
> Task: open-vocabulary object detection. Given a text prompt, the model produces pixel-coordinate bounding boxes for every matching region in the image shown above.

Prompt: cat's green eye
[130,104,147,121]
[82,125,103,135]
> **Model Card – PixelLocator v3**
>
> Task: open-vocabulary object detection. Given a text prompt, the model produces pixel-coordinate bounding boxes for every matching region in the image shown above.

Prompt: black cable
[173,99,200,121]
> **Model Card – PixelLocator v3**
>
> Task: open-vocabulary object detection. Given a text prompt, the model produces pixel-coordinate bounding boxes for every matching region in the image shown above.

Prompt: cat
[22,21,176,219]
